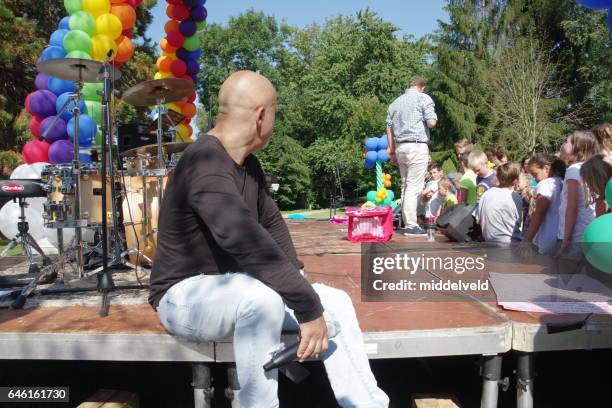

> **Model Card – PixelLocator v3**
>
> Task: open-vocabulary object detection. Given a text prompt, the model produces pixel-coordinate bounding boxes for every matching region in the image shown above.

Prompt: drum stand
[0,198,52,275]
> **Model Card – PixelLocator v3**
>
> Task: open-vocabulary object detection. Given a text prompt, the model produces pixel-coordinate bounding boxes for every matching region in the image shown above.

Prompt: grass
[281,208,346,220]
[0,239,24,256]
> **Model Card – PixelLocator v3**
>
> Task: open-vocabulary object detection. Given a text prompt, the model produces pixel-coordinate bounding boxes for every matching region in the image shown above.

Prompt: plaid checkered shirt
[386,89,437,143]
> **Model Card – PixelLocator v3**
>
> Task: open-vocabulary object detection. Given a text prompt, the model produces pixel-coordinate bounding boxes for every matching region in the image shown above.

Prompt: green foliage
[256,134,311,210]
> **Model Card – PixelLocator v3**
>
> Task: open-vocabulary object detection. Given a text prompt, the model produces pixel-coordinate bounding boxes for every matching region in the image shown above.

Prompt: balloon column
[363,136,397,208]
[582,177,612,274]
[21,0,140,165]
[575,0,612,31]
[155,0,207,142]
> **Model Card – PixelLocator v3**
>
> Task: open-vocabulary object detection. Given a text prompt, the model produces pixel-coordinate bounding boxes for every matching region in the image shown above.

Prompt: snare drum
[42,163,117,228]
[122,173,172,265]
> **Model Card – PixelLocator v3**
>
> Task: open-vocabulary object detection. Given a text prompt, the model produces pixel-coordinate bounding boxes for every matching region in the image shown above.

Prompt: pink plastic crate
[345,206,394,242]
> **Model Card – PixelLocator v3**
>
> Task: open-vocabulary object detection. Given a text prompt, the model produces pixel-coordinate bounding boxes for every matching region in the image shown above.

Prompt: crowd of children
[415,123,612,259]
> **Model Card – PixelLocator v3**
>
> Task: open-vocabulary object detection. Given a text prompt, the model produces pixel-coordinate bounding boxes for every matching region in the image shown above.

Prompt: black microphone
[263,321,340,371]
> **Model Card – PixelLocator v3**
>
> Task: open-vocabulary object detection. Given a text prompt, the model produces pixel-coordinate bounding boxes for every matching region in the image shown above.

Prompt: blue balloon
[59,16,71,30]
[41,46,67,61]
[365,137,379,151]
[56,92,87,121]
[79,153,93,163]
[177,48,201,61]
[48,77,76,96]
[50,29,69,48]
[576,0,611,10]
[608,7,612,31]
[377,150,390,162]
[377,136,388,150]
[67,114,96,147]
[365,151,378,168]
[179,20,197,37]
[186,59,200,76]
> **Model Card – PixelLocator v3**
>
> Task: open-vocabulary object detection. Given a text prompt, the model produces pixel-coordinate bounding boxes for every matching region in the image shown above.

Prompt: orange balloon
[166,5,175,19]
[110,0,126,3]
[160,38,178,53]
[175,101,187,108]
[157,56,173,72]
[164,20,180,34]
[111,4,136,30]
[181,103,196,119]
[114,35,134,63]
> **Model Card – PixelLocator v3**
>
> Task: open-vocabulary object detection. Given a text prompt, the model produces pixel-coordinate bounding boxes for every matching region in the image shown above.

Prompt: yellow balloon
[166,102,181,113]
[96,13,123,40]
[163,52,177,60]
[154,71,171,80]
[83,0,110,17]
[176,124,190,141]
[91,34,118,61]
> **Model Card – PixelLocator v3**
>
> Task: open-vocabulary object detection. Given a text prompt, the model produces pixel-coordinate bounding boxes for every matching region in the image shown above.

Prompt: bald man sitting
[149,71,389,408]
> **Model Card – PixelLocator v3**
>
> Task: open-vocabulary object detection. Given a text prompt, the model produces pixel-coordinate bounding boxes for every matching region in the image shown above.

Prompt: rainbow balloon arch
[21,0,207,164]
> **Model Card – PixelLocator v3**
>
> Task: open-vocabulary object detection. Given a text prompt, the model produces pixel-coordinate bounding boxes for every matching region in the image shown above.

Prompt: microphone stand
[97,50,116,317]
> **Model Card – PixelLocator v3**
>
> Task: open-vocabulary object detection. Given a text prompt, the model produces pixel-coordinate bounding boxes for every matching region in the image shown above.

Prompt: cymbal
[121,78,195,107]
[37,58,121,83]
[120,142,191,158]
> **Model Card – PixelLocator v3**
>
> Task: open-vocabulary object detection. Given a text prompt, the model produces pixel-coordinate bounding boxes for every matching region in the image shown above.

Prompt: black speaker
[436,204,477,242]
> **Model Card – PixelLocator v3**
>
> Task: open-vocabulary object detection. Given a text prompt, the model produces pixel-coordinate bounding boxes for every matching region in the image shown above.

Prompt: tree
[488,38,565,156]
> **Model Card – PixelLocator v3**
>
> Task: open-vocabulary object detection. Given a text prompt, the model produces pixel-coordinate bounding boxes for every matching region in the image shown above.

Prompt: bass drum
[122,174,171,265]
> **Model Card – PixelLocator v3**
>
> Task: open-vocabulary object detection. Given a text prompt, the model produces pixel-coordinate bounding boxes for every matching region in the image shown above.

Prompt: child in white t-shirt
[476,163,523,245]
[557,131,601,259]
[418,164,443,221]
[520,154,566,255]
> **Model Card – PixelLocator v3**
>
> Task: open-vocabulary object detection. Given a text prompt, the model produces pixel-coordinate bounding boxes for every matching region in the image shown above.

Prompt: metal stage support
[480,354,508,408]
[192,363,213,408]
[516,352,535,408]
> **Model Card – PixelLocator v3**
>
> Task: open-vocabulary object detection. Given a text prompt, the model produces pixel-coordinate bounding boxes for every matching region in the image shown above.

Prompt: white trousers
[157,273,389,408]
[396,143,430,228]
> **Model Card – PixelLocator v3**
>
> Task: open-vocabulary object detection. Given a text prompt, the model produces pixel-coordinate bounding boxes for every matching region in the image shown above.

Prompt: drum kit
[0,56,195,314]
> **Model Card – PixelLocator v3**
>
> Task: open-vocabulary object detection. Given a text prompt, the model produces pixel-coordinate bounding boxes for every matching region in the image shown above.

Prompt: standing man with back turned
[149,71,389,408]
[387,76,438,235]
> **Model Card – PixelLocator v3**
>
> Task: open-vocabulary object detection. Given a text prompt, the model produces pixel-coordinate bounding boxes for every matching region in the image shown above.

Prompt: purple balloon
[48,140,74,164]
[29,90,58,118]
[40,116,68,143]
[184,0,204,7]
[35,73,49,90]
[186,59,200,76]
[190,6,207,22]
[179,20,197,37]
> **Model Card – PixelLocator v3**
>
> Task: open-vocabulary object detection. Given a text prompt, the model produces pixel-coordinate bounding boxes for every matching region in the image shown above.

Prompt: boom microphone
[263,320,341,371]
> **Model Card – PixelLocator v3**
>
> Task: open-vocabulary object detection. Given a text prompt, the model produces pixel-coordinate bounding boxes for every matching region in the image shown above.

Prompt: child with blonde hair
[593,123,612,156]
[468,150,497,202]
[557,130,601,259]
[580,154,612,217]
[436,179,458,216]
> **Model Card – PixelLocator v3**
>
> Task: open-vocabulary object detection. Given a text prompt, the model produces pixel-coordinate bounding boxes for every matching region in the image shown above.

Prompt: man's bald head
[218,71,277,118]
[215,71,277,151]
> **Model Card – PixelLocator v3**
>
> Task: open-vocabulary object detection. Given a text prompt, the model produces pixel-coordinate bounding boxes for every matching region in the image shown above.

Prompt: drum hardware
[0,180,53,276]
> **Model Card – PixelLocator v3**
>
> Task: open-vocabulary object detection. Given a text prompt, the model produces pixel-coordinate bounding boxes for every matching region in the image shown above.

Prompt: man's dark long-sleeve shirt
[148,135,323,323]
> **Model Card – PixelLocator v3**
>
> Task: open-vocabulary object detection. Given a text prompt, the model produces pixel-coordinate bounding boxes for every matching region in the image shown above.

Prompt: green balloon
[95,128,102,146]
[82,83,102,101]
[64,0,83,15]
[182,35,200,52]
[605,178,612,207]
[84,101,102,124]
[64,30,92,54]
[66,50,91,60]
[382,197,392,206]
[69,11,96,37]
[582,213,612,273]
[366,191,377,202]
[387,190,395,201]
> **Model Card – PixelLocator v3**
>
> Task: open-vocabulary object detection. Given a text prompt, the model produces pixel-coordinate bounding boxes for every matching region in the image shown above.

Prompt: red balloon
[22,139,50,164]
[180,74,195,83]
[170,59,187,77]
[187,91,196,103]
[24,93,34,115]
[167,0,184,4]
[172,4,190,21]
[29,116,43,139]
[181,102,196,119]
[165,20,180,34]
[167,30,184,48]
[122,28,133,39]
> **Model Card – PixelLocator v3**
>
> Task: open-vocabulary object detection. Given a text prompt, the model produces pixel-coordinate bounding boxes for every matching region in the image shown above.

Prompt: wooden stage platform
[1,219,611,407]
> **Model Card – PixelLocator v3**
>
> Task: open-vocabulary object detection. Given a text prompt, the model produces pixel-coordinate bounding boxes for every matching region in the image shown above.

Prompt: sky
[146,0,448,47]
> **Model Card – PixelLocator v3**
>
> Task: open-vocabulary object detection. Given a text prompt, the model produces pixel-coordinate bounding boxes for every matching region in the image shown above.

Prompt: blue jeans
[157,272,389,408]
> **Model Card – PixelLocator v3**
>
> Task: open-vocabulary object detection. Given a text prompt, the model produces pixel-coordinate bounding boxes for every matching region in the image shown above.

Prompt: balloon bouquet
[3,0,141,250]
[362,136,398,209]
[154,0,207,142]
